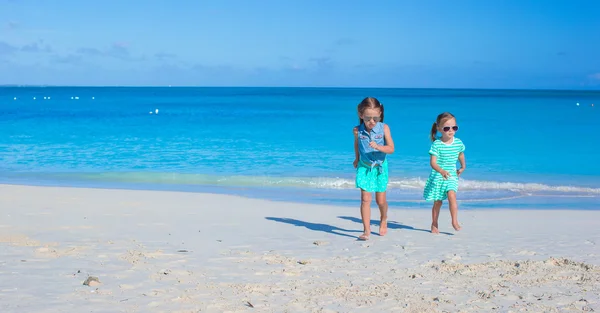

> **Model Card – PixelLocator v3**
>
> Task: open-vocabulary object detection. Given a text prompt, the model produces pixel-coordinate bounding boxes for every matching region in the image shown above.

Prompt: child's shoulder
[453,137,464,145]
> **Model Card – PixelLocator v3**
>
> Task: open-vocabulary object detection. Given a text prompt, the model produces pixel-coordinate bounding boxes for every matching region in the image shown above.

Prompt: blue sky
[1,0,599,89]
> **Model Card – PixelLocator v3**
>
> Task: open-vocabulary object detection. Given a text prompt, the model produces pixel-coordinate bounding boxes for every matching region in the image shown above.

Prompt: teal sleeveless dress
[355,122,389,192]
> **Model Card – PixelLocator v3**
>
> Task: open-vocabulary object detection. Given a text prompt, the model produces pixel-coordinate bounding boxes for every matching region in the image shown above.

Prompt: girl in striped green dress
[423,112,466,234]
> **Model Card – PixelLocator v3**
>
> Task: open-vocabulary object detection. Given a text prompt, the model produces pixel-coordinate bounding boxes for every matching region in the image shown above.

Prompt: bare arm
[430,155,451,179]
[458,152,466,169]
[373,124,395,154]
[457,152,466,176]
[429,155,445,174]
[353,127,359,167]
[353,127,359,160]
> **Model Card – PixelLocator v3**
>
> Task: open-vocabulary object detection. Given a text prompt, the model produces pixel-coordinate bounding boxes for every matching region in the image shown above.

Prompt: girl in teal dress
[423,112,466,234]
[353,97,395,241]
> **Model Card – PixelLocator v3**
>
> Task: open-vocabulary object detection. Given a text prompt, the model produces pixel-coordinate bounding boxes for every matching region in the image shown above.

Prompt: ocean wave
[64,172,600,195]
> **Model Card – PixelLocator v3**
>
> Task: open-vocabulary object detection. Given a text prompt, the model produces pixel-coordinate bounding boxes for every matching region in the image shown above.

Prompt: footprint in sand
[486,253,503,259]
[444,254,462,262]
[516,250,537,256]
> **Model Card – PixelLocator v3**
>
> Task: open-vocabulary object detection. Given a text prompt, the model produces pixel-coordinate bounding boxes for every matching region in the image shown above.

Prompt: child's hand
[369,141,379,150]
[440,170,450,179]
[456,167,465,177]
[353,159,359,168]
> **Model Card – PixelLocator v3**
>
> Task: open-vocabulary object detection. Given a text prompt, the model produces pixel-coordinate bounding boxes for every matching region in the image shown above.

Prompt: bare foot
[379,218,388,236]
[358,233,370,241]
[431,223,440,234]
[452,221,462,231]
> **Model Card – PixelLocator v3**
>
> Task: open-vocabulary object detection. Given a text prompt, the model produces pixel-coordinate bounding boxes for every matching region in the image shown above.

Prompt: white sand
[0,184,598,312]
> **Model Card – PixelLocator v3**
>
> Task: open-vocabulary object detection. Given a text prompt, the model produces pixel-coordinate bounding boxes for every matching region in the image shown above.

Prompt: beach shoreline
[1,180,598,212]
[1,184,598,312]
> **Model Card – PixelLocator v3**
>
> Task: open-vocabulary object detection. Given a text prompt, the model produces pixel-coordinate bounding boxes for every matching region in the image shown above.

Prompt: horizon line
[1,85,600,92]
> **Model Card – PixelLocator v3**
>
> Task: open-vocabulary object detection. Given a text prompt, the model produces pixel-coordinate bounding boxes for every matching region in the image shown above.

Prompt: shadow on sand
[265,217,363,239]
[337,216,454,236]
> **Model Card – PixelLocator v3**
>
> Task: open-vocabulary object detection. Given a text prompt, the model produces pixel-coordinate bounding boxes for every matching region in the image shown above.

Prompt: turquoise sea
[1,87,598,210]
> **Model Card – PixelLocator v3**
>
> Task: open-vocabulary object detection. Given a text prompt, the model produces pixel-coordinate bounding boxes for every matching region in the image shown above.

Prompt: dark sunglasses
[442,126,459,132]
[363,116,381,122]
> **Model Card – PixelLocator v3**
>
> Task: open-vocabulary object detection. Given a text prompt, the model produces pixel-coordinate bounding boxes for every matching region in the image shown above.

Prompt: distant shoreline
[2,85,600,92]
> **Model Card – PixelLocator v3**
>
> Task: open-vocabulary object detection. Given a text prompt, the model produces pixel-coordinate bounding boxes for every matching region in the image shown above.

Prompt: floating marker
[92,97,95,100]
[149,111,153,114]
[33,97,36,100]
[47,96,51,100]
[71,97,74,99]
[155,109,159,114]
[576,103,580,106]
[13,97,17,100]
[75,96,79,100]
[43,96,47,100]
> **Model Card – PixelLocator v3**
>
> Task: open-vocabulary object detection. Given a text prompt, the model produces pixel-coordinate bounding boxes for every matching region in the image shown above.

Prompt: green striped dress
[423,137,465,201]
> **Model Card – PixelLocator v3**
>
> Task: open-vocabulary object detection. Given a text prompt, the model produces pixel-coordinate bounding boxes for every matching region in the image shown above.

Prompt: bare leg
[447,191,461,231]
[359,190,372,240]
[431,200,442,234]
[375,192,388,236]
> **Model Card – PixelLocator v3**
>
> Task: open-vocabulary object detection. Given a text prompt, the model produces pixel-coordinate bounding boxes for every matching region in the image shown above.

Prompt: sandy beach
[0,184,598,312]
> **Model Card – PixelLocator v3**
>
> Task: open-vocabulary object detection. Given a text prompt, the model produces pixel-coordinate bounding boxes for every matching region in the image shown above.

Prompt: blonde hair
[430,112,455,142]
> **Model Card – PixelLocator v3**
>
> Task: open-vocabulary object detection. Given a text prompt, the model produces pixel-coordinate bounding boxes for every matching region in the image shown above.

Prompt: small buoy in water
[33,97,36,100]
[75,96,79,100]
[43,96,47,100]
[92,97,95,100]
[576,103,580,106]
[592,104,595,107]
[149,111,153,114]
[47,96,51,100]
[13,97,16,100]
[155,109,159,114]
[71,97,74,99]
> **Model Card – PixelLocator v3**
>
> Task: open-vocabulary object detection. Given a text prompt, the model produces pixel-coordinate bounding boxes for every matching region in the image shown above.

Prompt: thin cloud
[334,38,354,46]
[21,42,53,53]
[0,41,51,55]
[323,38,355,55]
[191,64,234,73]
[51,54,82,64]
[354,63,375,69]
[77,47,103,56]
[6,21,19,30]
[0,41,18,55]
[278,56,305,71]
[155,52,177,60]
[309,57,333,71]
[112,41,129,48]
[589,73,600,80]
[76,43,141,61]
[107,43,130,59]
